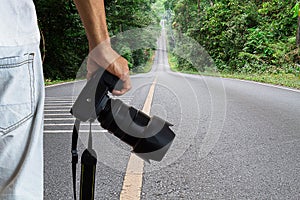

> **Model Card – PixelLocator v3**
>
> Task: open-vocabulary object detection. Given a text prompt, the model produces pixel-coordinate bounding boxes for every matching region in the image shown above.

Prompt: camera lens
[97,98,175,162]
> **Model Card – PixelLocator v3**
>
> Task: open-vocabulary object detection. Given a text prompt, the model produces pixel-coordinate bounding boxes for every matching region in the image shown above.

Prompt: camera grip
[101,69,124,92]
[71,67,123,122]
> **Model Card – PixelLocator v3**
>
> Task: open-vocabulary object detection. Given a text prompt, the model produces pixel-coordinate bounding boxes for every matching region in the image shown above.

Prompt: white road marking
[45,96,78,99]
[44,130,107,134]
[44,93,134,138]
[44,123,100,126]
[44,109,70,112]
[44,105,72,107]
[44,113,72,116]
[44,118,74,121]
[44,103,73,106]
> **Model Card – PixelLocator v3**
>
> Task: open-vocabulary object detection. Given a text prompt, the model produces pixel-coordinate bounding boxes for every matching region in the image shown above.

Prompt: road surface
[44,25,300,199]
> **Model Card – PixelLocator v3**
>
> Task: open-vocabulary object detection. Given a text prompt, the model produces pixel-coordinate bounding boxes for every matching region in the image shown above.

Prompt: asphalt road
[44,25,300,199]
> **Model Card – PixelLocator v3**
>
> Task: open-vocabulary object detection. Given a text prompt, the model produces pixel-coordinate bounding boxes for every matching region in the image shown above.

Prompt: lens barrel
[97,99,175,162]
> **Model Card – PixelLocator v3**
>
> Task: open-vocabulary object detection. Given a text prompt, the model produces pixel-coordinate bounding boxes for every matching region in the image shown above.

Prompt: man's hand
[87,41,131,96]
[105,56,131,96]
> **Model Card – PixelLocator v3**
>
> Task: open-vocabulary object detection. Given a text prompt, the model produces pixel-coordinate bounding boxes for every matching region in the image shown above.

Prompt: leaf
[292,3,299,18]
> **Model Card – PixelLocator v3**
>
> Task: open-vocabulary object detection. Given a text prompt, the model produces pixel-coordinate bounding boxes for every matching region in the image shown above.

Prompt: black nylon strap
[72,119,81,200]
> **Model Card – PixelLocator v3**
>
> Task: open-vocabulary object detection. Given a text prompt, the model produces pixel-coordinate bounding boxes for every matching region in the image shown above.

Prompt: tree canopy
[34,0,161,80]
[166,0,299,76]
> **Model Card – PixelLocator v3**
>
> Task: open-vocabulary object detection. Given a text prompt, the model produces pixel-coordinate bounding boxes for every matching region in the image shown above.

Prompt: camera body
[71,67,175,162]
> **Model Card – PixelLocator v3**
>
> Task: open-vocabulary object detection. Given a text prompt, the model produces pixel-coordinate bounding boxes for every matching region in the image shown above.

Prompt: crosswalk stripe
[44,118,74,121]
[44,105,72,107]
[44,113,72,116]
[44,123,100,126]
[44,109,70,112]
[44,103,73,106]
[44,130,107,134]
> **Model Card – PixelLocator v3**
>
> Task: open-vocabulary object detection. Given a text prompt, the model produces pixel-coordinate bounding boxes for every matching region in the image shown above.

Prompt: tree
[293,3,300,47]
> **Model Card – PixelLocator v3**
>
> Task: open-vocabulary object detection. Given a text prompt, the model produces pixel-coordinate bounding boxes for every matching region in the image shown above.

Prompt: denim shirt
[0,0,40,46]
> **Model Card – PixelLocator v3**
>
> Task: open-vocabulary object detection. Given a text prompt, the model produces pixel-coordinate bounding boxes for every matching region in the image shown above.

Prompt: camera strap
[71,119,97,200]
[71,119,81,200]
[80,121,97,200]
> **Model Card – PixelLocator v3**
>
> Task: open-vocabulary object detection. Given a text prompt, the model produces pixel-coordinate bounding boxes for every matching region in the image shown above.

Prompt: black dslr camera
[71,67,175,162]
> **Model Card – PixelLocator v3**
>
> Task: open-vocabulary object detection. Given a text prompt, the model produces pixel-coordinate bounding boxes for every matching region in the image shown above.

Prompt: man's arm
[73,0,131,95]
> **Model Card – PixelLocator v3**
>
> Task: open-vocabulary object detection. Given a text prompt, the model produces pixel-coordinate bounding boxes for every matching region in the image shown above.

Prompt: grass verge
[168,53,300,89]
[44,79,75,86]
[220,73,300,89]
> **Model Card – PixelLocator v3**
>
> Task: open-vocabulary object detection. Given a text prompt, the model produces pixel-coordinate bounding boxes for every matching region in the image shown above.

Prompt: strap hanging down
[80,120,97,200]
[72,119,81,200]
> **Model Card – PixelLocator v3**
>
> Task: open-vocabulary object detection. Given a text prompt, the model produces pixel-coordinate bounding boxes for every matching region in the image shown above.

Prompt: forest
[34,0,161,80]
[34,0,300,88]
[165,0,300,88]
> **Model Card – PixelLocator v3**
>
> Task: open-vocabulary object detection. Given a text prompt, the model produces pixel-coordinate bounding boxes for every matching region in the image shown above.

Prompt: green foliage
[291,2,299,18]
[105,0,158,33]
[110,24,160,72]
[35,0,160,80]
[34,0,88,80]
[104,0,160,73]
[167,0,300,78]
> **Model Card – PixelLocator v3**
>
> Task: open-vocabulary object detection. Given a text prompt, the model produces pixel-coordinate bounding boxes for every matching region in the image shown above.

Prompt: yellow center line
[119,77,158,200]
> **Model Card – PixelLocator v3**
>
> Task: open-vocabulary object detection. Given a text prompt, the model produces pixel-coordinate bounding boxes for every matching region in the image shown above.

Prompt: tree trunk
[197,0,201,14]
[297,11,300,48]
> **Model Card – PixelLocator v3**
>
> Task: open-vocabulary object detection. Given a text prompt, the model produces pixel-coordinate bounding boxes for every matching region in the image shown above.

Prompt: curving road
[44,24,300,199]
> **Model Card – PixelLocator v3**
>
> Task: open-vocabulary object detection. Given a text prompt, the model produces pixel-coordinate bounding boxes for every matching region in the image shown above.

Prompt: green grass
[220,73,300,89]
[44,79,75,86]
[168,53,300,89]
[130,50,155,74]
